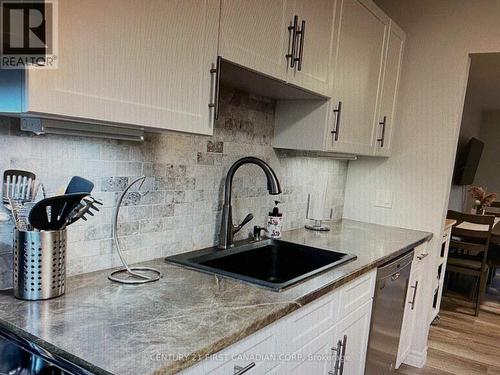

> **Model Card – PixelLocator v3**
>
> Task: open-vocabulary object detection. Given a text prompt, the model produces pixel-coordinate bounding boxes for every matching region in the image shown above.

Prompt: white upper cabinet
[286,0,337,95]
[328,0,389,155]
[273,0,405,157]
[374,21,405,156]
[3,0,220,135]
[219,0,336,96]
[219,0,294,81]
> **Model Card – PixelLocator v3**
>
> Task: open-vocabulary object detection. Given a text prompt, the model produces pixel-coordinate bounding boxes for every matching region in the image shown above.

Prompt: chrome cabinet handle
[329,339,343,375]
[294,19,306,71]
[331,101,342,141]
[339,335,347,375]
[377,116,386,147]
[234,362,255,375]
[417,253,429,260]
[208,56,221,123]
[409,280,419,310]
[286,16,299,68]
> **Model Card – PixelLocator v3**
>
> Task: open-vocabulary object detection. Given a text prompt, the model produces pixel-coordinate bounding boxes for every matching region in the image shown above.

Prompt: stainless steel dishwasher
[0,326,92,375]
[365,250,414,375]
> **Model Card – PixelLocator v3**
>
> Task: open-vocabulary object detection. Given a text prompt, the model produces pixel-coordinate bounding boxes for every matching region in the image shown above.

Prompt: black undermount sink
[165,239,356,291]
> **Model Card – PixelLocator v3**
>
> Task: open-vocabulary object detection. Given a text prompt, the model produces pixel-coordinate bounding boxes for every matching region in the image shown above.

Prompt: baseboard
[403,346,428,368]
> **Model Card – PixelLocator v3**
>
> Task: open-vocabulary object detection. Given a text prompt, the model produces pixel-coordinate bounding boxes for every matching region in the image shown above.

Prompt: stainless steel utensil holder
[13,229,67,300]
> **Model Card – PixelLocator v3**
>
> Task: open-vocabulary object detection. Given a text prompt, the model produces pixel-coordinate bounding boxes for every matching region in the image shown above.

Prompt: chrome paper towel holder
[304,193,331,231]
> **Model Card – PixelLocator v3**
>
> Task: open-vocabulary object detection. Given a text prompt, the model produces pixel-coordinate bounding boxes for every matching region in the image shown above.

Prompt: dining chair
[484,202,500,284]
[487,244,500,285]
[445,210,494,316]
[483,201,500,217]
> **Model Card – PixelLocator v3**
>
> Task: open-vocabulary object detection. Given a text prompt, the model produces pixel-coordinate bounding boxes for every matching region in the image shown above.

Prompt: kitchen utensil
[32,181,47,200]
[61,196,103,229]
[108,176,161,284]
[28,193,89,231]
[13,228,67,300]
[9,199,33,231]
[2,170,36,204]
[65,176,94,194]
[2,170,38,224]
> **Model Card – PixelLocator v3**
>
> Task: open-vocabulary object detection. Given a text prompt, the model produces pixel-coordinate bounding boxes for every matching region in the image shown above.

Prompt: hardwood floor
[396,271,500,375]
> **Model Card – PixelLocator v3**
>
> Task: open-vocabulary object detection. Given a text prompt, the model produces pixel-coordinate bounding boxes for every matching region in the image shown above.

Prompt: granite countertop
[0,220,432,375]
[444,218,456,230]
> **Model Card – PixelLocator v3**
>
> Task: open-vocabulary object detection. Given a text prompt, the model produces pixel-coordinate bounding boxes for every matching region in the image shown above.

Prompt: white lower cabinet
[284,325,338,374]
[396,244,427,368]
[182,270,376,375]
[335,300,373,375]
[202,328,281,374]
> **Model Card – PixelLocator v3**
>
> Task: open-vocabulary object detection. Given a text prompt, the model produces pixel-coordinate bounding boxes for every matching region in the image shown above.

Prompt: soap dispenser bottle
[266,201,283,239]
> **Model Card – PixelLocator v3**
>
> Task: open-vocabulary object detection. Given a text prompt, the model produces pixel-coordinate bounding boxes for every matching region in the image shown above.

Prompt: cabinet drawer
[208,332,279,374]
[183,327,279,374]
[338,269,376,318]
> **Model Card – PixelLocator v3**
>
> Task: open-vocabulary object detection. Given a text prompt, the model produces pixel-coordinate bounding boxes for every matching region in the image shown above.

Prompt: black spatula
[65,176,94,194]
[28,193,89,231]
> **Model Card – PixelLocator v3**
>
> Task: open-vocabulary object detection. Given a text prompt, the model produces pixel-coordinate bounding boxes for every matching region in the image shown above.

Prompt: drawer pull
[377,116,386,147]
[286,15,299,68]
[294,19,306,71]
[234,362,255,375]
[208,56,221,123]
[329,339,343,375]
[409,281,419,310]
[339,335,347,375]
[331,101,342,141]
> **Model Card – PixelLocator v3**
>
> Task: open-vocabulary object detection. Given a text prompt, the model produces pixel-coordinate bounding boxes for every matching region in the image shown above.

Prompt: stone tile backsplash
[0,86,348,288]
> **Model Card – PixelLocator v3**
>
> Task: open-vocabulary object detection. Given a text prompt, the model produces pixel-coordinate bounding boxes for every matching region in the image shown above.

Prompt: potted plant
[469,186,497,214]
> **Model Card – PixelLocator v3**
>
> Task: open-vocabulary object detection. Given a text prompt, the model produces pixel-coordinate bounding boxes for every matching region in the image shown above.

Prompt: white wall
[344,0,500,234]
[447,70,482,212]
[474,110,500,194]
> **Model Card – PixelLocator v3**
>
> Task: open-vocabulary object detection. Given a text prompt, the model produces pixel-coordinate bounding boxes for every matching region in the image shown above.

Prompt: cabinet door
[328,0,389,155]
[287,0,337,96]
[219,0,294,81]
[285,325,338,374]
[397,259,422,368]
[27,0,219,135]
[26,0,107,121]
[336,299,373,375]
[374,21,405,157]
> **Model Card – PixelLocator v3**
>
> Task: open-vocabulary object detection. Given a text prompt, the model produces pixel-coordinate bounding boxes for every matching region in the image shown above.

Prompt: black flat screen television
[453,137,484,185]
